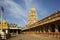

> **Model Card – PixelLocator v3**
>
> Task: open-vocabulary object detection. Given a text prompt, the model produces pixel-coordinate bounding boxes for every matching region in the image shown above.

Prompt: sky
[0,0,60,27]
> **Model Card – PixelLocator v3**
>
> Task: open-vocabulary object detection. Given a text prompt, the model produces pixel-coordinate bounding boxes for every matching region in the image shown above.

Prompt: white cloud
[0,0,28,26]
[24,0,33,10]
[5,0,26,18]
[22,19,27,24]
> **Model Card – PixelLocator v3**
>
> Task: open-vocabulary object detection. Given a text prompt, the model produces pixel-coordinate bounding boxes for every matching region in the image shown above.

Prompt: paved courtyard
[7,34,60,40]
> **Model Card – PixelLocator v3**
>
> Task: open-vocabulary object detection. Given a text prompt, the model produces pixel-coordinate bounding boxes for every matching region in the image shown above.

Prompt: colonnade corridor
[7,34,60,40]
[22,20,60,39]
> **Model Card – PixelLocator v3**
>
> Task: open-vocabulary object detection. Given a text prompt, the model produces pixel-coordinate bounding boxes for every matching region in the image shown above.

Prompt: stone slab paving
[7,34,60,40]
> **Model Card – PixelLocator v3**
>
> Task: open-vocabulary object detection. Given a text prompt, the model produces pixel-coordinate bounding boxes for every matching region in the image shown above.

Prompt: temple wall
[22,20,60,38]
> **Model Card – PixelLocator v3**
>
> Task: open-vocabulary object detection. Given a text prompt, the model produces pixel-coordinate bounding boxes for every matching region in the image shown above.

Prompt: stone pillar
[38,28,40,34]
[29,29,31,34]
[39,29,41,34]
[39,27,42,34]
[43,26,46,33]
[35,28,37,34]
[49,24,56,38]
[44,26,48,37]
[55,24,59,33]
[48,25,51,38]
[34,28,36,34]
[48,26,51,33]
[13,30,14,34]
[55,24,59,38]
[5,30,8,34]
[30,29,33,34]
[40,27,42,34]
[36,27,39,34]
[32,28,34,34]
[16,30,18,35]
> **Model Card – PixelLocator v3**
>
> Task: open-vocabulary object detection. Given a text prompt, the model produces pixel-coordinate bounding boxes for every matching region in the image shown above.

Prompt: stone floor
[7,34,60,40]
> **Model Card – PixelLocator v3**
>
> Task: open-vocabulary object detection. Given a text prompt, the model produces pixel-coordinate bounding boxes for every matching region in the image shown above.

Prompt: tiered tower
[28,7,38,25]
[0,7,8,29]
[0,7,8,34]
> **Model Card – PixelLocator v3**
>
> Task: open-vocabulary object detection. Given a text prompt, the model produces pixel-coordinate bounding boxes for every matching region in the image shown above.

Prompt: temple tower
[0,7,9,34]
[28,7,38,25]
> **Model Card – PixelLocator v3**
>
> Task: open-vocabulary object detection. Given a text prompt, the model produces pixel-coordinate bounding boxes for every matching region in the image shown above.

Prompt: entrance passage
[50,24,55,32]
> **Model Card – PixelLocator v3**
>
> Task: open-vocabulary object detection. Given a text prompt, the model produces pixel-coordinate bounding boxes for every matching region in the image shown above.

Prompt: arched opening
[58,25,60,32]
[38,28,40,32]
[45,26,48,32]
[37,27,40,32]
[18,29,21,34]
[10,29,13,33]
[50,24,55,32]
[3,29,5,32]
[41,26,44,32]
[14,29,17,33]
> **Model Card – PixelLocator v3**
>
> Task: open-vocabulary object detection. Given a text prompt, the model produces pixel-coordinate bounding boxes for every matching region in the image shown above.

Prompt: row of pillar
[23,23,60,38]
[9,29,21,35]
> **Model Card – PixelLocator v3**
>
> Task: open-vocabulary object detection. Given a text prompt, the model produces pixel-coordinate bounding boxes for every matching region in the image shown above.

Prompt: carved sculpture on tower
[28,7,38,25]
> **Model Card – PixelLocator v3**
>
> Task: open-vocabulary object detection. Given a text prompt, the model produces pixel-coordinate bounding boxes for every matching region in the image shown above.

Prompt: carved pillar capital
[55,24,59,33]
